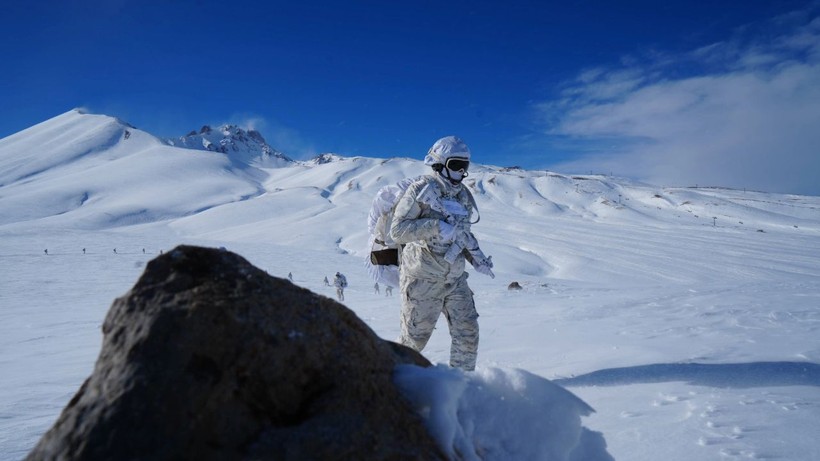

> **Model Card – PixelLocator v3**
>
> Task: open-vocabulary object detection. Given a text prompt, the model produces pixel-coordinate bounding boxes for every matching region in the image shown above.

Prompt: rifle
[417,184,495,278]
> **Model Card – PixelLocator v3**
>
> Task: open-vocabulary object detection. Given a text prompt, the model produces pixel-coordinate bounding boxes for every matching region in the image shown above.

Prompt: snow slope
[1,109,819,460]
[0,109,262,228]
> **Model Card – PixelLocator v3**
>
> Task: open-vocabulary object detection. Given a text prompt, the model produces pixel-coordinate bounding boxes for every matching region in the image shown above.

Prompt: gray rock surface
[27,245,443,461]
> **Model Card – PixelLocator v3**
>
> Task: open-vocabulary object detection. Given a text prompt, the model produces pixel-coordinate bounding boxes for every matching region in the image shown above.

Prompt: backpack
[364,176,420,287]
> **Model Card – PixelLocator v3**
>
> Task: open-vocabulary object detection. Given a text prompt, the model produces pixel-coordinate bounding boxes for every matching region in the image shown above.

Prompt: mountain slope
[0,109,129,185]
[0,109,261,228]
[2,110,820,461]
[1,109,818,285]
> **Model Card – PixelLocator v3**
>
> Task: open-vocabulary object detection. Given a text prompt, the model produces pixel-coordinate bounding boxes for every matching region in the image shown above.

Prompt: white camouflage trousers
[398,273,479,371]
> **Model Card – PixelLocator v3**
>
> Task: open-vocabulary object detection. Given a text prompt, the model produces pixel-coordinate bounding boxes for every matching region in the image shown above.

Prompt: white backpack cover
[364,176,419,288]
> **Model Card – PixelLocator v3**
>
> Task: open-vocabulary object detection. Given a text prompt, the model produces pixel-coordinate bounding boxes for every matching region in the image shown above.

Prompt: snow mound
[394,364,613,461]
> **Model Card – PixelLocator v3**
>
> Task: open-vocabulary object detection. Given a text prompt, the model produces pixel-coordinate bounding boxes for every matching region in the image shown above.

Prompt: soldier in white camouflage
[390,136,494,371]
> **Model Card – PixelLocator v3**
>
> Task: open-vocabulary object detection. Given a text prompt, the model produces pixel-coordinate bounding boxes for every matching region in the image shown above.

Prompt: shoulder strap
[460,187,480,224]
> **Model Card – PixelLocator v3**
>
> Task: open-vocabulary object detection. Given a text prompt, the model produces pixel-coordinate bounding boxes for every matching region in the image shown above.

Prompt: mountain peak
[167,124,292,167]
[310,153,346,164]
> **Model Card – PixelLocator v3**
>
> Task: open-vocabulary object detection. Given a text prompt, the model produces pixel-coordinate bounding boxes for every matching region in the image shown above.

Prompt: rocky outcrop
[168,125,292,166]
[27,245,443,461]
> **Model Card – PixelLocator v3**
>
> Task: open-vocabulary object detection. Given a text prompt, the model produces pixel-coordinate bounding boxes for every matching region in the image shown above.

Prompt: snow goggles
[445,157,470,172]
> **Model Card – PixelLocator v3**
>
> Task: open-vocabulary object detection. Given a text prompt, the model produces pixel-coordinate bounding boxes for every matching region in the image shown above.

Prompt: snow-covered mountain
[0,109,263,228]
[2,109,820,460]
[165,123,293,167]
[1,109,817,282]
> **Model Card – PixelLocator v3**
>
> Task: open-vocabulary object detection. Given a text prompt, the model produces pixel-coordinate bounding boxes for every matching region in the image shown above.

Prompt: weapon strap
[463,188,480,224]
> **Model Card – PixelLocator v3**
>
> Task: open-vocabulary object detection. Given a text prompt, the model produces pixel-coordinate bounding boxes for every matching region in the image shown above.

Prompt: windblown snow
[1,109,819,460]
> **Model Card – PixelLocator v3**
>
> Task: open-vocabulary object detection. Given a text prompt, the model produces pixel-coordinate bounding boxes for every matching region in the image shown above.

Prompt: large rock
[27,245,444,461]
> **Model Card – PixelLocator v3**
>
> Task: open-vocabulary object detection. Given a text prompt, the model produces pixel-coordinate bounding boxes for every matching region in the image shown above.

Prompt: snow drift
[395,365,613,461]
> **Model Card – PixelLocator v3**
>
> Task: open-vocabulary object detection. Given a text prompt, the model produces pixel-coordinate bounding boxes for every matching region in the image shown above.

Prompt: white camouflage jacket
[390,174,475,282]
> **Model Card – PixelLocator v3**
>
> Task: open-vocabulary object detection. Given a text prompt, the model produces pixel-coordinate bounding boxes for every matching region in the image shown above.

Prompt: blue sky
[2,1,819,195]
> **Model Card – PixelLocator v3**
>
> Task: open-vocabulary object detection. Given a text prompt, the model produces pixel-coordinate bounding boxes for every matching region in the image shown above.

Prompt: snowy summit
[166,123,293,167]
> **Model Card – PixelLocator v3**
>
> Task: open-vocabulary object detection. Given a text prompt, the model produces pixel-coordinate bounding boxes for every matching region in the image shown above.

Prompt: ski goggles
[445,157,470,172]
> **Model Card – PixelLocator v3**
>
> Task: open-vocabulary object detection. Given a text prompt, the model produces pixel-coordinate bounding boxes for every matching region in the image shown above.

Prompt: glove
[471,254,495,278]
[438,220,457,243]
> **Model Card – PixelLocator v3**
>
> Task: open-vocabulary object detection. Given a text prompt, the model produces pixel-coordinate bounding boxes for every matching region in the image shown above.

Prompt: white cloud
[542,9,820,195]
[264,123,319,160]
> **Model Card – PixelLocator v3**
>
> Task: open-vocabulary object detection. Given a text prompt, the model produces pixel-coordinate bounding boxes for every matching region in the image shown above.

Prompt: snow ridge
[166,123,293,167]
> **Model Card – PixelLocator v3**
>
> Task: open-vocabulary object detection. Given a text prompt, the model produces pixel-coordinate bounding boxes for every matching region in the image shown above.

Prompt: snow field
[2,110,820,460]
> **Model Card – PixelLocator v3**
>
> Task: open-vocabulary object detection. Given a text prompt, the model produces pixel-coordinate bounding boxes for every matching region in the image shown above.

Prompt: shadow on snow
[554,362,820,388]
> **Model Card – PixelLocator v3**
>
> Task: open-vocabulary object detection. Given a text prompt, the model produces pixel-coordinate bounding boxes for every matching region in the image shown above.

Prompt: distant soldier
[333,272,348,302]
[288,272,294,281]
[385,285,393,297]
[113,248,117,254]
[82,248,86,254]
[323,276,330,286]
[44,249,48,255]
[374,282,380,294]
